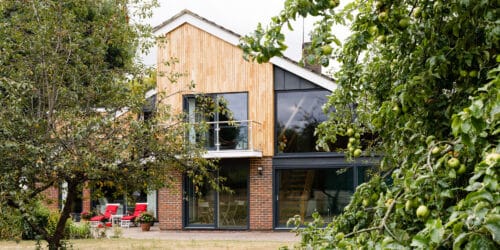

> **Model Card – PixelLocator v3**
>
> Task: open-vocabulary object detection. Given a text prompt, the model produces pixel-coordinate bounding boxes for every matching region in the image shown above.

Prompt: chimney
[302,42,322,74]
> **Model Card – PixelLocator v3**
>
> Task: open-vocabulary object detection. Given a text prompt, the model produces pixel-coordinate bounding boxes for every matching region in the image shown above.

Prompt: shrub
[0,206,23,241]
[67,222,91,239]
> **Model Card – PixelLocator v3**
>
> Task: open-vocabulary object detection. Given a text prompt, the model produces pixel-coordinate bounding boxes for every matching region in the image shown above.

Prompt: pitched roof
[153,9,337,91]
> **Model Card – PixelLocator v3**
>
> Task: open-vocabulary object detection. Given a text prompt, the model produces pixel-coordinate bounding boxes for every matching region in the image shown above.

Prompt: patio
[121,226,298,242]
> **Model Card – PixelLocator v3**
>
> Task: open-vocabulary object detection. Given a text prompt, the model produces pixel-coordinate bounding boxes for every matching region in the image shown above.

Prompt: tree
[0,1,216,249]
[241,0,499,248]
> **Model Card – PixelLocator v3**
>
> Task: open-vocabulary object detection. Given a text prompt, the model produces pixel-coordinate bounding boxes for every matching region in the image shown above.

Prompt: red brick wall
[43,186,59,211]
[82,187,91,212]
[249,157,273,230]
[158,170,183,230]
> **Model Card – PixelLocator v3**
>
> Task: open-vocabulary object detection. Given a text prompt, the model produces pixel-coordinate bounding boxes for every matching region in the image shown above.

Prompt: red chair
[89,203,120,227]
[120,203,148,228]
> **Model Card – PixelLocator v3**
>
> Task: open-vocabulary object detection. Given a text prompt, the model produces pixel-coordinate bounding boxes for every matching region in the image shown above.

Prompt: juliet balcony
[189,120,263,158]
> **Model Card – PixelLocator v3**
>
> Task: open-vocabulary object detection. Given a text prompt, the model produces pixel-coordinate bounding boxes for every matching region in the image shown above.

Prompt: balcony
[190,120,262,158]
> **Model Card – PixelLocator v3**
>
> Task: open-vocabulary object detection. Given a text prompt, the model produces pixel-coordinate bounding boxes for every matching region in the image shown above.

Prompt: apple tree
[241,0,499,248]
[0,1,216,249]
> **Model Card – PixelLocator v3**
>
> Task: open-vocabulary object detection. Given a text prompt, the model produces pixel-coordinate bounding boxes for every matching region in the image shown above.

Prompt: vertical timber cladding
[157,23,274,156]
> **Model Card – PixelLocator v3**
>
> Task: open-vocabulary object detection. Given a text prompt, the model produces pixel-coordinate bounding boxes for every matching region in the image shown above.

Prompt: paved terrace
[121,226,299,242]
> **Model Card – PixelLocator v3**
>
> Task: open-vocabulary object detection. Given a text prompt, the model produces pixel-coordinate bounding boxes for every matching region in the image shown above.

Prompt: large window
[275,167,369,227]
[276,90,330,153]
[185,92,248,150]
[90,188,157,218]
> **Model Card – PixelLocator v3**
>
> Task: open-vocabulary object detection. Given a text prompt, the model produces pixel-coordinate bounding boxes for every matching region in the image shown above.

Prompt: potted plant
[80,211,93,222]
[136,211,155,231]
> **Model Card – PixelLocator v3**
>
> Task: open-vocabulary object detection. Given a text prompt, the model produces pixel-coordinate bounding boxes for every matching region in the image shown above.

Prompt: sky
[140,0,350,69]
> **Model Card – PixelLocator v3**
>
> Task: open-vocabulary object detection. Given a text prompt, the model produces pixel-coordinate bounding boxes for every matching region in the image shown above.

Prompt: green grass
[0,238,297,249]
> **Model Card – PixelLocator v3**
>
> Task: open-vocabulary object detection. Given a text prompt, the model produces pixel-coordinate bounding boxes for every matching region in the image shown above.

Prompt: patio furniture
[120,203,148,228]
[89,203,120,228]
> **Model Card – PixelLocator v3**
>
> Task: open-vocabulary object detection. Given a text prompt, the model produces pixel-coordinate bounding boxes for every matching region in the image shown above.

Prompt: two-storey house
[152,10,373,230]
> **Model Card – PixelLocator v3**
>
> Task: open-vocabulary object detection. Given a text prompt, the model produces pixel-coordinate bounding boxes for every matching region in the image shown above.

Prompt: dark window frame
[182,158,250,230]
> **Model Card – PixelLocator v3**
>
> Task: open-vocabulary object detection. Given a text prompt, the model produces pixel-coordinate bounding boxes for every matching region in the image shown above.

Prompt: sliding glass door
[184,159,249,229]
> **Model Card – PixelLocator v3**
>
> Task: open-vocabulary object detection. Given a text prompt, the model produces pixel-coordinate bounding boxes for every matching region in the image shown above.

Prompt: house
[151,10,374,230]
[43,9,373,229]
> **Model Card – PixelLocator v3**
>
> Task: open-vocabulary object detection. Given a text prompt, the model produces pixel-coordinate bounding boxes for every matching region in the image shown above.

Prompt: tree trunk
[46,180,77,250]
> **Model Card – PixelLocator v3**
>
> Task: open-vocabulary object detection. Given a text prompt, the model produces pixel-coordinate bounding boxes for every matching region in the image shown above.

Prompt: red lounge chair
[120,203,148,228]
[89,203,120,227]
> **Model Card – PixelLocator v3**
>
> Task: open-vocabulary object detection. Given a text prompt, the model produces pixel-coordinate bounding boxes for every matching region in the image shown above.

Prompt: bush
[0,206,23,241]
[67,222,91,239]
[0,202,92,240]
[22,203,51,240]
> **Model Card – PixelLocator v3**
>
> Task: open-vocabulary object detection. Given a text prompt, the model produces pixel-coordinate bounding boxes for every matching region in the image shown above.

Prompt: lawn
[0,239,296,249]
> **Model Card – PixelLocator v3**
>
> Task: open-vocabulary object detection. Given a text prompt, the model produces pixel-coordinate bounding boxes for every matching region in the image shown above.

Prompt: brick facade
[43,186,59,211]
[82,187,91,212]
[249,157,273,230]
[158,170,183,230]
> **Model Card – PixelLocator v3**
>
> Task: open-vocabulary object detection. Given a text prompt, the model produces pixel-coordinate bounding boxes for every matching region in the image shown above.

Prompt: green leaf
[465,190,493,205]
[451,115,461,136]
[461,121,471,134]
[484,214,500,245]
[454,232,471,250]
[411,234,429,248]
[427,219,444,244]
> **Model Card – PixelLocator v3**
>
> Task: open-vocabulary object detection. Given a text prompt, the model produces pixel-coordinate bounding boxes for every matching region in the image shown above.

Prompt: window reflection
[276,90,330,153]
[185,93,248,150]
[276,168,355,226]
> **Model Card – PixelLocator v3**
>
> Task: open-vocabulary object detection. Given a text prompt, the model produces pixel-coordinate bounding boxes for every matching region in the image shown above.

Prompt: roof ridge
[152,9,336,89]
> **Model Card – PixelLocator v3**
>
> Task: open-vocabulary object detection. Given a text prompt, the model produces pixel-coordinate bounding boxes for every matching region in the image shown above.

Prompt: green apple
[431,146,441,155]
[457,164,467,174]
[347,128,355,137]
[321,45,333,55]
[353,148,362,157]
[335,232,345,241]
[413,7,422,18]
[399,18,410,29]
[369,25,379,35]
[362,198,370,207]
[378,12,388,22]
[405,200,413,211]
[447,157,460,168]
[376,35,386,43]
[416,205,430,218]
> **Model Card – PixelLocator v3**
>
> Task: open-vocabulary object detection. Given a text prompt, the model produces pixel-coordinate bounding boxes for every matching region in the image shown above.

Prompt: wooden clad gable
[157,23,274,156]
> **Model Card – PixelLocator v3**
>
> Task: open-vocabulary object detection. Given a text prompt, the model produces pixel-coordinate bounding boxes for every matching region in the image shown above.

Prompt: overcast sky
[141,0,350,68]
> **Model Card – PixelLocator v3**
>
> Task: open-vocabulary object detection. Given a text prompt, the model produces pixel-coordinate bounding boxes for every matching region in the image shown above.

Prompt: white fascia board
[154,14,240,46]
[145,88,157,99]
[154,12,337,91]
[203,150,263,159]
[270,57,337,91]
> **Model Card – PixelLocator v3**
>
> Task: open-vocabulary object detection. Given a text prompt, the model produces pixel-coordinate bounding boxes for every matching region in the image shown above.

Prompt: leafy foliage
[242,0,499,248]
[0,1,217,249]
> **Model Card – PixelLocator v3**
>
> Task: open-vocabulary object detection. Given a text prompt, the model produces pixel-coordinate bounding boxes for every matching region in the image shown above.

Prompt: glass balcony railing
[189,120,261,152]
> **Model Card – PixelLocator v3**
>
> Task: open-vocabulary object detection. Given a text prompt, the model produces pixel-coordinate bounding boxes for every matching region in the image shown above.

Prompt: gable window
[184,92,248,150]
[274,66,330,153]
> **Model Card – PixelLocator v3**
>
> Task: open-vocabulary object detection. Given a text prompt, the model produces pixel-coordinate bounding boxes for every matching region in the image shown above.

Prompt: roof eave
[153,10,337,91]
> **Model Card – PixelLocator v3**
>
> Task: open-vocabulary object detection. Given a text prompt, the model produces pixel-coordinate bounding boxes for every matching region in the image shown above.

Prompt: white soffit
[203,150,263,159]
[154,11,337,91]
